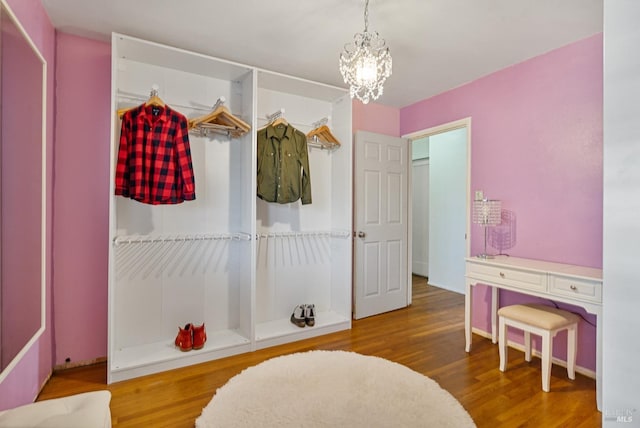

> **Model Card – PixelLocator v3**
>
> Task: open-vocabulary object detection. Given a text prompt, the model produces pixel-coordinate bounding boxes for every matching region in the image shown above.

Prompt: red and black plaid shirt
[115,104,196,205]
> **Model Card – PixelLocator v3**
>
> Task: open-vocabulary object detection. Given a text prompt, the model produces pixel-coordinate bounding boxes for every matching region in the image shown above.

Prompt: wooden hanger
[270,116,288,127]
[145,94,165,108]
[117,85,166,119]
[189,99,251,138]
[258,109,289,131]
[307,124,341,148]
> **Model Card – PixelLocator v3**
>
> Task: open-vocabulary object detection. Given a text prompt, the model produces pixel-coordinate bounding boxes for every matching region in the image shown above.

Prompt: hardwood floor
[37,276,601,427]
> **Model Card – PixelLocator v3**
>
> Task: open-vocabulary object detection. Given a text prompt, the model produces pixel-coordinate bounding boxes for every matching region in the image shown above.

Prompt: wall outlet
[474,190,484,201]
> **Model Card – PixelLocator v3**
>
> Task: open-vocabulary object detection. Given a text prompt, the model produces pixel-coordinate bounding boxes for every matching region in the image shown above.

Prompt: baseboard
[53,356,107,372]
[427,281,465,295]
[36,370,53,401]
[471,328,596,380]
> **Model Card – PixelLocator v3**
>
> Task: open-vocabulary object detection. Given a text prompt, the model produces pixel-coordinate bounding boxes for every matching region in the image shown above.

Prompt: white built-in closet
[108,34,352,383]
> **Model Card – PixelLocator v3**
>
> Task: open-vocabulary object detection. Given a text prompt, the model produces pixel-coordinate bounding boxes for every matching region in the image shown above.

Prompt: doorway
[411,156,429,278]
[405,119,470,294]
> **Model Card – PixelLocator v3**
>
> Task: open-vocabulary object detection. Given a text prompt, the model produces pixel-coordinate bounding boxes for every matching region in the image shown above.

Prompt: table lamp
[472,199,502,259]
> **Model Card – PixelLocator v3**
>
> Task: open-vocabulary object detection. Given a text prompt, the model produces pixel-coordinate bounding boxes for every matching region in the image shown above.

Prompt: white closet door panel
[386,239,403,292]
[364,242,382,297]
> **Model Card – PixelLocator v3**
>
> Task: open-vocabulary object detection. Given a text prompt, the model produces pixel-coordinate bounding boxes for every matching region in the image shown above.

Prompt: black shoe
[290,304,306,328]
[305,304,315,327]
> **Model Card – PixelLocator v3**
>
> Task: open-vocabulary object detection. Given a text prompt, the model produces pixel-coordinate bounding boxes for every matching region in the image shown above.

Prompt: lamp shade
[472,199,502,226]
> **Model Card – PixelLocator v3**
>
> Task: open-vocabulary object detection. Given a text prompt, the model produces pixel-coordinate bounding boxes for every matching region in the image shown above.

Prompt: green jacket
[257,123,312,205]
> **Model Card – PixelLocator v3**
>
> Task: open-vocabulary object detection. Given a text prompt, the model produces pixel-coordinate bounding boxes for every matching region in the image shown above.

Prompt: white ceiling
[40,0,603,108]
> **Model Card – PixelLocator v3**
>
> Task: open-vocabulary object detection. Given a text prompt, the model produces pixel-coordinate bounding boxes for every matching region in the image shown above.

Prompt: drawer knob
[499,272,505,278]
[570,285,577,291]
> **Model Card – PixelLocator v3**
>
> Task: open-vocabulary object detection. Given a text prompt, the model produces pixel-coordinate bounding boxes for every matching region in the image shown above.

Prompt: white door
[412,159,429,277]
[354,131,409,319]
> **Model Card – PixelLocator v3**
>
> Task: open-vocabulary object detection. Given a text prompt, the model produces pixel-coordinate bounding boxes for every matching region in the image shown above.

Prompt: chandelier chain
[364,0,369,33]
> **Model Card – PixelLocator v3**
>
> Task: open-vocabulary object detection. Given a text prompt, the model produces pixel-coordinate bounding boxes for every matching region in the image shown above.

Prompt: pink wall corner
[352,100,400,136]
[52,33,111,365]
[0,0,56,411]
[401,34,603,372]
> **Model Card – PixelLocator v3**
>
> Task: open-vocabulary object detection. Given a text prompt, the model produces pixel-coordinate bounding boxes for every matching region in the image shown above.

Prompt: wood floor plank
[36,276,601,427]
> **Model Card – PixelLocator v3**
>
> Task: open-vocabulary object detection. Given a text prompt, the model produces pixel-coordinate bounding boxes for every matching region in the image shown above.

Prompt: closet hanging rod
[265,108,285,123]
[307,137,339,151]
[211,96,226,110]
[257,116,311,131]
[256,230,351,239]
[113,232,252,246]
[117,91,214,114]
[311,117,330,129]
[149,84,160,98]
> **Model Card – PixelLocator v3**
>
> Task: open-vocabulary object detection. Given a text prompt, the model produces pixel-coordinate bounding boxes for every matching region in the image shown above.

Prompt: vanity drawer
[549,275,602,303]
[466,262,546,292]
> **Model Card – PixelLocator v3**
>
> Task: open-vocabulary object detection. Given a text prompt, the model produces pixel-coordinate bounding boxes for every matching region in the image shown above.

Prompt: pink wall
[52,33,111,365]
[401,34,603,371]
[0,0,55,411]
[0,8,602,408]
[1,11,43,370]
[353,100,400,137]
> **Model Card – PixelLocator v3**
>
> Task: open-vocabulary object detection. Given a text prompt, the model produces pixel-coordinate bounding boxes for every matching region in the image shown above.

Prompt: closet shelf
[255,310,350,347]
[110,329,251,383]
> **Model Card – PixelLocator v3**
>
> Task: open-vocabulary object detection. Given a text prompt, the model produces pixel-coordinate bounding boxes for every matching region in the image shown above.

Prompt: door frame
[402,117,472,273]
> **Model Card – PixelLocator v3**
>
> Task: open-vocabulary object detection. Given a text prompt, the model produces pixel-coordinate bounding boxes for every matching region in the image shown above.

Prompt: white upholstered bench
[498,303,579,392]
[0,390,111,428]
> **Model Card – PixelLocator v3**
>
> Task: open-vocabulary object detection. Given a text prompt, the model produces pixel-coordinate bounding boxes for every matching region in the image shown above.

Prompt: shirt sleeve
[114,112,131,196]
[298,131,312,205]
[175,113,196,201]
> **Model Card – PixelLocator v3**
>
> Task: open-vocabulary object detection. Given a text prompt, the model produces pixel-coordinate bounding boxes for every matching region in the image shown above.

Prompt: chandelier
[339,0,392,104]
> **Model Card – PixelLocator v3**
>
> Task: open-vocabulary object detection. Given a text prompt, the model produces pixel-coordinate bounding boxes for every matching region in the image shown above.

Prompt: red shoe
[192,323,207,350]
[175,323,193,352]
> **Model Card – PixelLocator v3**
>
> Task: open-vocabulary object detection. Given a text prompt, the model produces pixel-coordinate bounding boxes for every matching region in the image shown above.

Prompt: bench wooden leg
[524,331,532,362]
[567,324,577,380]
[499,316,508,372]
[541,330,552,392]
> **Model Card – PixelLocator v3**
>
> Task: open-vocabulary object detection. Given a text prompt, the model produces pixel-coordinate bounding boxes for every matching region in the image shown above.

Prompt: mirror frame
[0,0,47,383]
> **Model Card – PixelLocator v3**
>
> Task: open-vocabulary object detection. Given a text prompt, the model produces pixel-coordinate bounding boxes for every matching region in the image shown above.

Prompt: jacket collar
[265,123,293,141]
[138,104,169,123]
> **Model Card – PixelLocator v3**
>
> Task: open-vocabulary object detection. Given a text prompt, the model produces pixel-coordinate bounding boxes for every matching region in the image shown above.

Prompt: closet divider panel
[109,34,255,382]
[327,95,353,317]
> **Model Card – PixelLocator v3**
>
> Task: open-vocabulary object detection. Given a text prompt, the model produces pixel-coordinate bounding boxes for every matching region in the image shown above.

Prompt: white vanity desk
[464,256,602,408]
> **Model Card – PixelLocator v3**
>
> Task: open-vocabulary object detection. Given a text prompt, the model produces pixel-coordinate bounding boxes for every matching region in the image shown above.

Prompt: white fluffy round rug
[196,350,476,428]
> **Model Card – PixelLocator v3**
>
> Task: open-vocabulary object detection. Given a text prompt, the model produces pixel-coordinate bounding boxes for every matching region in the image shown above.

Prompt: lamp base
[476,253,495,259]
